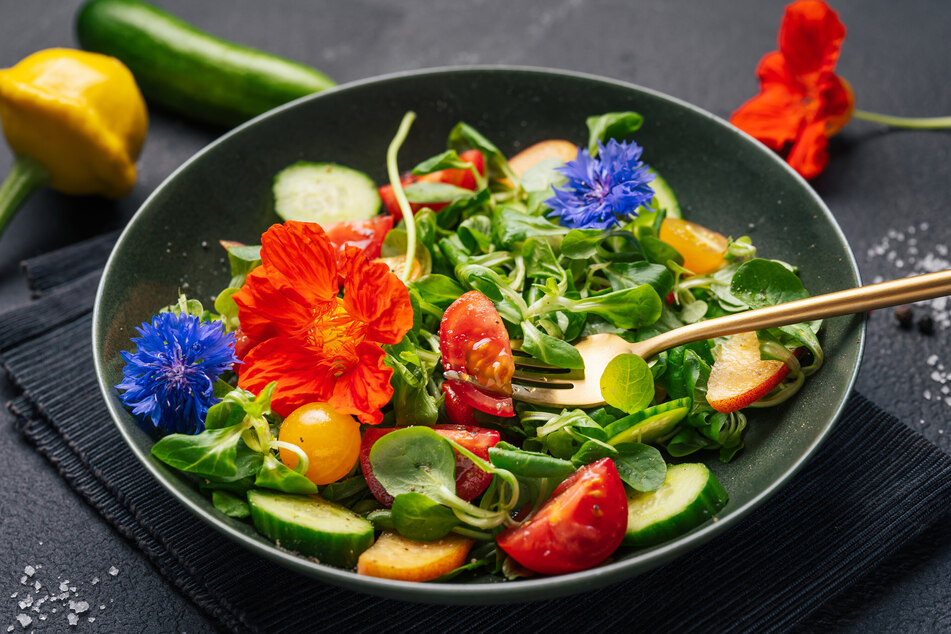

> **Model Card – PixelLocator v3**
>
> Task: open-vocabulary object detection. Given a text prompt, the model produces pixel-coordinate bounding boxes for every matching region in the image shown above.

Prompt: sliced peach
[509,139,580,176]
[356,531,474,582]
[501,139,579,187]
[659,217,729,275]
[706,331,790,413]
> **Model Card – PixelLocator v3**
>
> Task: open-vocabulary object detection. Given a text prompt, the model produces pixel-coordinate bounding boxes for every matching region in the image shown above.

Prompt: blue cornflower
[116,311,237,435]
[546,139,656,230]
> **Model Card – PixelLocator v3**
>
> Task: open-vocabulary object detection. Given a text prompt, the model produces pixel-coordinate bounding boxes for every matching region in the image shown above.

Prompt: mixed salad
[117,111,823,581]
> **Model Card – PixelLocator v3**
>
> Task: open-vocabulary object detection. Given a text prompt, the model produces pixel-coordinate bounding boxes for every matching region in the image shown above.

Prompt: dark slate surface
[1,0,950,631]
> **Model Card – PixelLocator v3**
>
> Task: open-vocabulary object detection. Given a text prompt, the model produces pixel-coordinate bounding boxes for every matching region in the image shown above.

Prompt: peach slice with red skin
[706,331,792,413]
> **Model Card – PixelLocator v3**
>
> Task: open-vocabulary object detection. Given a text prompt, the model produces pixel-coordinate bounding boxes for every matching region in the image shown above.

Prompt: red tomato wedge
[379,149,485,221]
[433,424,499,502]
[359,424,500,507]
[439,291,515,417]
[441,381,479,427]
[496,458,628,575]
[322,214,394,260]
[442,379,514,417]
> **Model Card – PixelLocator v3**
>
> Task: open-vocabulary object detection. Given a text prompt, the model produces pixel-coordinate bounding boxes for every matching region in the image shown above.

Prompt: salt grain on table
[68,600,89,614]
[15,614,31,628]
[67,613,79,626]
[108,566,118,577]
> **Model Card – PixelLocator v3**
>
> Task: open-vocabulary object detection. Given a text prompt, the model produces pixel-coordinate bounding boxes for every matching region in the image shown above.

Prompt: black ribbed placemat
[4,235,951,634]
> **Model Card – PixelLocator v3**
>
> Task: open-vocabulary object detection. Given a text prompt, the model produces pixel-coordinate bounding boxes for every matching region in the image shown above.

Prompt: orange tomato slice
[658,217,729,275]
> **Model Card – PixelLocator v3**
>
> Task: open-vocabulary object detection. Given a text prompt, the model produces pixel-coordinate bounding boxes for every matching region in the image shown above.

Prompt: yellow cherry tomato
[658,217,729,275]
[278,402,361,485]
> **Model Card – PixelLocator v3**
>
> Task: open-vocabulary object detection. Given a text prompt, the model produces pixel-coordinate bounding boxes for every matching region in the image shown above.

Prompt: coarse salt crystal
[925,390,933,400]
[59,581,68,592]
[91,577,99,585]
[88,617,95,623]
[23,566,34,577]
[32,581,39,592]
[69,600,89,614]
[67,613,79,627]
[15,614,31,628]
[932,371,945,383]
[108,566,118,577]
[929,355,939,366]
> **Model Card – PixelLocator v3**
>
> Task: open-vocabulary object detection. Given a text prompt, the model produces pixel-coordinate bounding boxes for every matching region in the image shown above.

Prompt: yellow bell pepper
[0,47,147,236]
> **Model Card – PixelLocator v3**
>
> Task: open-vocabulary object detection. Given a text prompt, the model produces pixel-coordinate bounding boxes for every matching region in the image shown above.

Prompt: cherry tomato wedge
[496,458,628,575]
[359,424,500,506]
[418,148,485,189]
[233,327,255,362]
[433,424,499,502]
[379,149,485,221]
[322,214,394,260]
[442,379,514,418]
[439,291,515,418]
[442,381,479,427]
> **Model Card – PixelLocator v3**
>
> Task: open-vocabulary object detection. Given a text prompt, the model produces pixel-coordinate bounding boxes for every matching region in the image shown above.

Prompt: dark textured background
[1,0,949,631]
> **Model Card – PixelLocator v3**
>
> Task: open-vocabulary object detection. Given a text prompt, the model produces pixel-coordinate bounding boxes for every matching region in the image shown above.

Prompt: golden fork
[511,269,951,407]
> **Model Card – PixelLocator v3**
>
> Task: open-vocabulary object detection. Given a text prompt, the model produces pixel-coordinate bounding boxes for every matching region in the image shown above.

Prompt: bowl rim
[92,64,864,604]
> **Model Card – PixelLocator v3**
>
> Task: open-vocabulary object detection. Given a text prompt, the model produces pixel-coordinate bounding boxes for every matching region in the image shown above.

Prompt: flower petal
[342,252,414,345]
[816,73,855,132]
[786,120,830,180]
[778,0,846,78]
[730,83,805,151]
[237,336,337,417]
[260,221,339,305]
[330,342,393,425]
[233,266,317,343]
[755,51,799,90]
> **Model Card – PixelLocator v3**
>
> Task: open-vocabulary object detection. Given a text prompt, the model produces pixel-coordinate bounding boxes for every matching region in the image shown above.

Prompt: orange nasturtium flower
[232,221,413,425]
[730,0,854,180]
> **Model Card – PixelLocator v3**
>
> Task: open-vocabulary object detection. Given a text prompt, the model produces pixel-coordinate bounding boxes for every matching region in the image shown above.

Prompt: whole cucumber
[76,0,336,127]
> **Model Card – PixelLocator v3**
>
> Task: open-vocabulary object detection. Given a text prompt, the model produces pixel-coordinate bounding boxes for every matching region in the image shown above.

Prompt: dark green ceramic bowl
[93,67,864,604]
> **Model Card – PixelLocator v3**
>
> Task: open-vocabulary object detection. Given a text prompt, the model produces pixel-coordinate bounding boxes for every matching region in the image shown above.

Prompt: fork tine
[512,367,584,383]
[511,350,563,371]
[512,383,576,406]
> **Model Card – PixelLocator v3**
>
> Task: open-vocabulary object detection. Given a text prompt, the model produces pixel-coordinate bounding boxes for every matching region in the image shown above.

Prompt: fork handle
[635,269,951,357]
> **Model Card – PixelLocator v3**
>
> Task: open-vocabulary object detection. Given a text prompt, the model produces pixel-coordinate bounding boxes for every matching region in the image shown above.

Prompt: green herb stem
[386,111,419,283]
[853,109,951,129]
[0,156,49,238]
[451,526,495,541]
[272,440,309,475]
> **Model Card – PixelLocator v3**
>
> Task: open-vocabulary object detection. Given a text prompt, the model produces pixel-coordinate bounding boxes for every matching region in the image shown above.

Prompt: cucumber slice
[273,162,381,225]
[649,171,681,219]
[623,463,728,548]
[604,397,692,445]
[248,490,374,568]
